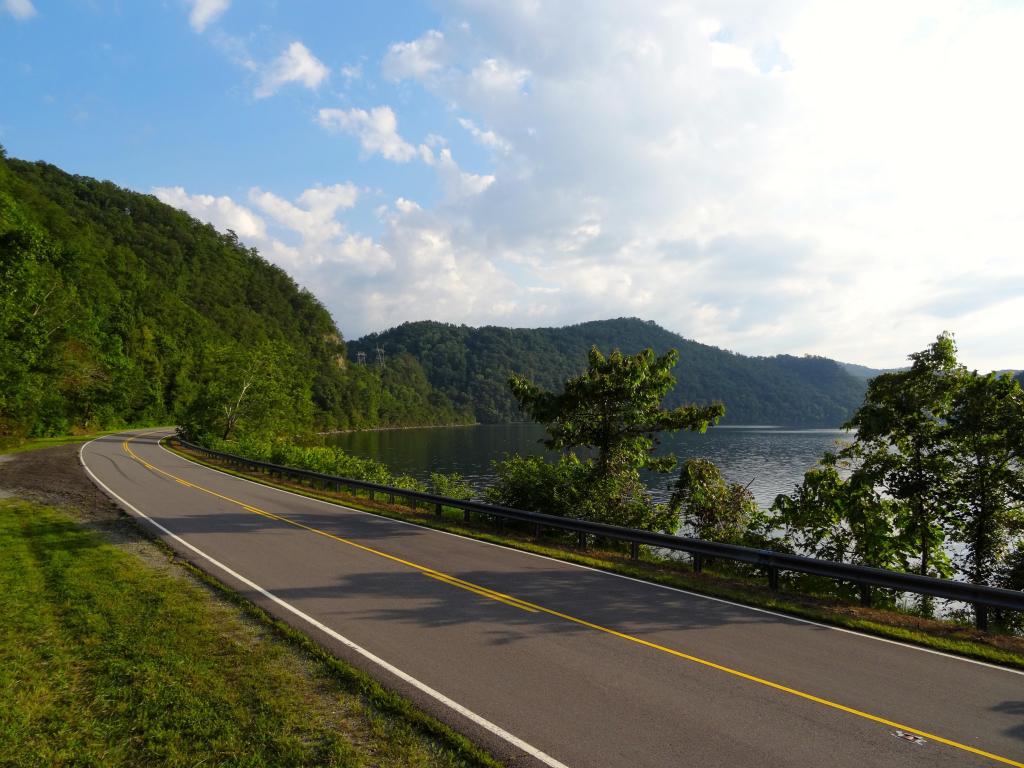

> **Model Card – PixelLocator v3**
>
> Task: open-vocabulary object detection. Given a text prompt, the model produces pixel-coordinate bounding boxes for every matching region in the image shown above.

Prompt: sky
[2,1,1023,370]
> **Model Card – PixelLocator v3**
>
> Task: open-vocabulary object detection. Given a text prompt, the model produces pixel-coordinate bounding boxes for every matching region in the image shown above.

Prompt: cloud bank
[164,1,1024,369]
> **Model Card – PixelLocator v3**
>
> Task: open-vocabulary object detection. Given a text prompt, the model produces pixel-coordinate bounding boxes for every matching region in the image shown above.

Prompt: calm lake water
[327,423,853,509]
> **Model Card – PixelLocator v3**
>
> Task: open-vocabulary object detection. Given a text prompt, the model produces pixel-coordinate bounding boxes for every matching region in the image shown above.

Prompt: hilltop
[0,149,468,439]
[350,318,869,426]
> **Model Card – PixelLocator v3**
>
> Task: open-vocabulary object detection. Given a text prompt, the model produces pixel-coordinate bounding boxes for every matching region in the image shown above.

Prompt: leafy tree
[673,458,760,544]
[180,342,312,441]
[770,451,906,569]
[496,347,724,532]
[996,543,1024,632]
[775,335,1024,622]
[945,371,1024,586]
[843,333,964,577]
[0,149,467,438]
[509,347,724,478]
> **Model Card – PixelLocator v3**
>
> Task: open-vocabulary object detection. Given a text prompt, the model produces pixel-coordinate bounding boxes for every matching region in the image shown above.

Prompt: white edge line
[79,435,571,768]
[147,431,1024,678]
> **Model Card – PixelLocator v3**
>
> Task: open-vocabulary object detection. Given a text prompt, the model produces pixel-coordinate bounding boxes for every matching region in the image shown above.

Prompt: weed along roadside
[0,445,502,768]
[167,438,1024,671]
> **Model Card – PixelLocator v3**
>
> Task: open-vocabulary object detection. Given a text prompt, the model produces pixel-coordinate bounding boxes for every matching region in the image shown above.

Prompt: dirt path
[0,444,120,521]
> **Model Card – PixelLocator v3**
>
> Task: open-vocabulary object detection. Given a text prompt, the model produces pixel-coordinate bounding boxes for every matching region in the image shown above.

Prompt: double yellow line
[122,436,1023,767]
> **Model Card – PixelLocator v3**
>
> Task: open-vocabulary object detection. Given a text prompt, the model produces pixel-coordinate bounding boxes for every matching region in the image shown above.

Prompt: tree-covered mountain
[840,361,902,380]
[0,148,468,439]
[349,318,870,426]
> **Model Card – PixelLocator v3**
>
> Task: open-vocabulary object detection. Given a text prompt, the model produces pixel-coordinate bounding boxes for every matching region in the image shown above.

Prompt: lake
[327,423,853,509]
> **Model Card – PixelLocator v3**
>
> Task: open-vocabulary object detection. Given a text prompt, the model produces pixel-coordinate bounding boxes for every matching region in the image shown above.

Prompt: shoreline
[317,421,483,436]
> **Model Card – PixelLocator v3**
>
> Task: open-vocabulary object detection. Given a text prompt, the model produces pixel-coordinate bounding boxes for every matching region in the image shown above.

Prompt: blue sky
[3,1,1024,370]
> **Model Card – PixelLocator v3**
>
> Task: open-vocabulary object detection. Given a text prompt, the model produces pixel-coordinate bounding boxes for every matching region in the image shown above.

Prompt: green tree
[770,451,905,569]
[0,208,79,437]
[180,342,312,441]
[510,347,724,477]
[945,371,1024,586]
[844,333,964,577]
[673,458,760,544]
[501,347,724,532]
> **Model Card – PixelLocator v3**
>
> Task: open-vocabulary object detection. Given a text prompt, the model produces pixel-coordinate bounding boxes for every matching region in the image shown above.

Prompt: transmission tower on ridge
[375,346,386,368]
[355,351,366,365]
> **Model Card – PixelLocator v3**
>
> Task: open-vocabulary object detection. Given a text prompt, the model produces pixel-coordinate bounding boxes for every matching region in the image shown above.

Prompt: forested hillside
[350,319,868,426]
[0,149,468,439]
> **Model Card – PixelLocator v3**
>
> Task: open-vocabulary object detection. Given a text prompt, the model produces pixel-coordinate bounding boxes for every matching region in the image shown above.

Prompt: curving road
[81,430,1024,768]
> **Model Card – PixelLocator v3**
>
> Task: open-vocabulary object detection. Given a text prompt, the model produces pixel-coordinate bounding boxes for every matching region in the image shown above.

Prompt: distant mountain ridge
[839,362,902,380]
[350,318,870,427]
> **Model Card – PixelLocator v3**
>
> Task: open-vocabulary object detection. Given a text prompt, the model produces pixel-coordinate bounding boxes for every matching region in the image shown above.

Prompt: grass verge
[0,430,137,456]
[0,498,501,768]
[168,442,1024,672]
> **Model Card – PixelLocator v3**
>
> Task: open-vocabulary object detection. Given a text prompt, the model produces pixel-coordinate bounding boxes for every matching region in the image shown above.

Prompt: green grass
[0,430,131,456]
[0,499,500,768]
[168,443,1024,672]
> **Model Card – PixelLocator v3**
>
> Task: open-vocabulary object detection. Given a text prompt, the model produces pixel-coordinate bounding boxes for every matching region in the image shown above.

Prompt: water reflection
[327,423,853,509]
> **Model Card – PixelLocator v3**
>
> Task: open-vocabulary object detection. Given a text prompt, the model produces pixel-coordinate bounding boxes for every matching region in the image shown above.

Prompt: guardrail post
[388,492,395,504]
[435,502,443,518]
[693,554,703,573]
[498,516,506,534]
[768,566,780,591]
[463,508,470,523]
[577,531,586,551]
[975,605,989,631]
[369,489,375,501]
[534,522,541,539]
[631,542,639,561]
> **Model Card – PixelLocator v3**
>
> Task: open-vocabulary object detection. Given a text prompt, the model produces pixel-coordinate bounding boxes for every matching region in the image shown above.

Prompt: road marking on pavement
[424,572,539,613]
[79,437,570,768]
[119,434,1024,768]
[161,431,1024,681]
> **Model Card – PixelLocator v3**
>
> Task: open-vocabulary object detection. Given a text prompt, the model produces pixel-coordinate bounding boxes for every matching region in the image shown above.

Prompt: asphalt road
[81,430,1024,768]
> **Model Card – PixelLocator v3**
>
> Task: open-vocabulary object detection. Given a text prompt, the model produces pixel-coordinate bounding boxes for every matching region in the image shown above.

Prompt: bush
[430,472,474,501]
[486,453,681,533]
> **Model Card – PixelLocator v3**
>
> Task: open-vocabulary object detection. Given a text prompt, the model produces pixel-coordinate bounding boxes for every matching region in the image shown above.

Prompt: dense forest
[349,318,869,426]
[0,149,469,440]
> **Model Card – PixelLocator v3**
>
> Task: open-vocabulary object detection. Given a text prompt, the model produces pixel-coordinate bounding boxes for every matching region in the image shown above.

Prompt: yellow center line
[424,573,539,613]
[121,435,1022,768]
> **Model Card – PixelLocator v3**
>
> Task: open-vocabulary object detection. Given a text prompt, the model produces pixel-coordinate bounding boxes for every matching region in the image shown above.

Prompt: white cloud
[330,1,1024,369]
[317,106,417,162]
[382,30,445,82]
[249,183,358,243]
[254,41,329,99]
[154,183,391,278]
[3,0,36,20]
[186,0,229,33]
[469,58,529,93]
[340,63,362,82]
[417,144,494,198]
[152,186,267,240]
[708,41,759,74]
[457,117,511,154]
[158,3,1024,369]
[434,148,495,198]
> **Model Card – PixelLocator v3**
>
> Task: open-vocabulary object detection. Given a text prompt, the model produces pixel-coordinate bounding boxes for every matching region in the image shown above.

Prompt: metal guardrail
[177,439,1024,627]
